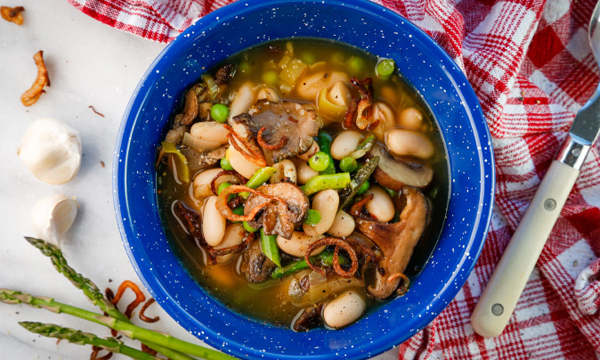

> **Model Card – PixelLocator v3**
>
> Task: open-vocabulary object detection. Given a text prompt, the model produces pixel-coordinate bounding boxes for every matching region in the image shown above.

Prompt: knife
[471,4,600,337]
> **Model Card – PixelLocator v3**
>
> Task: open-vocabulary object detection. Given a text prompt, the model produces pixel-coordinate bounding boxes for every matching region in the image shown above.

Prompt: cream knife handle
[471,159,579,337]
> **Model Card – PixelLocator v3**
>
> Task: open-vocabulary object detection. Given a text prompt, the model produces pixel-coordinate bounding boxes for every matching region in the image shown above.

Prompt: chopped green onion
[301,173,351,196]
[308,151,331,172]
[243,221,259,233]
[376,58,396,80]
[210,104,229,123]
[259,228,281,267]
[220,157,233,171]
[339,156,358,172]
[304,209,321,226]
[203,75,219,100]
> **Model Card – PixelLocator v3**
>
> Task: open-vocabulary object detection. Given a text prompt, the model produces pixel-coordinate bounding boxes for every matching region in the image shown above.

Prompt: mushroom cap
[354,187,428,299]
[238,101,320,163]
[244,182,309,239]
[371,144,433,190]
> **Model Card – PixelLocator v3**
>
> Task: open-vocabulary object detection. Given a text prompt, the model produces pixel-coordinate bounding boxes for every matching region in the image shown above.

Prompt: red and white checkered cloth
[66,0,600,358]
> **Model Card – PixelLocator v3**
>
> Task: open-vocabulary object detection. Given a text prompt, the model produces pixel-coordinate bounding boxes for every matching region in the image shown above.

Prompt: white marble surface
[0,1,399,359]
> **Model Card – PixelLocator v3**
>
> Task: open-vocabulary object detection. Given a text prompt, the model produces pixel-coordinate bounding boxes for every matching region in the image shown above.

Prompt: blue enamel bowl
[114,0,495,359]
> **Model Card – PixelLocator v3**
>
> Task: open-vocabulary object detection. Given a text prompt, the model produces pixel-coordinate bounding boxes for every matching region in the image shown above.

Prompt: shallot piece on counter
[18,118,82,185]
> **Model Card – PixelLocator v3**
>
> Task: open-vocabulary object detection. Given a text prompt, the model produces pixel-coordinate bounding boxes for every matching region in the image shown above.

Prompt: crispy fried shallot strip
[348,77,376,130]
[21,50,50,106]
[140,344,158,356]
[224,124,267,167]
[344,236,379,263]
[89,105,105,117]
[344,97,359,129]
[257,126,287,150]
[216,185,282,222]
[110,280,146,319]
[90,346,113,360]
[388,272,410,296]
[139,298,160,323]
[304,237,359,278]
[1,6,24,25]
[349,193,375,220]
[209,169,247,196]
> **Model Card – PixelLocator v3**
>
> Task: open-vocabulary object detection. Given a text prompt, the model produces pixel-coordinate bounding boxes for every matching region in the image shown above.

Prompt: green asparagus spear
[24,237,193,360]
[338,156,379,209]
[0,289,236,360]
[20,322,159,360]
[271,250,347,279]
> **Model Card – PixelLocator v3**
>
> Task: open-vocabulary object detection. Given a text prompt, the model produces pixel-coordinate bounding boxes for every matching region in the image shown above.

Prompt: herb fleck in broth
[157,38,449,329]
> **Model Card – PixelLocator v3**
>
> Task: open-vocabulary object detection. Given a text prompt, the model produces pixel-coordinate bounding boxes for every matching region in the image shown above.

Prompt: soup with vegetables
[156,39,448,331]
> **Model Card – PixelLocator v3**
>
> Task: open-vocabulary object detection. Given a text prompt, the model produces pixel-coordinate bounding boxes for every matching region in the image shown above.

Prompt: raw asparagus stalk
[24,237,193,360]
[20,321,159,360]
[0,289,236,360]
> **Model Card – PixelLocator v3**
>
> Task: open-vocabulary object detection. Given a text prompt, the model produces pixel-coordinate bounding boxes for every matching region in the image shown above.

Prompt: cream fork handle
[471,160,579,337]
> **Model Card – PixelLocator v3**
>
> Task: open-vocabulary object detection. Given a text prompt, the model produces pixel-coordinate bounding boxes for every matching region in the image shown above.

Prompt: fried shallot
[224,124,267,167]
[304,237,359,278]
[139,298,160,323]
[109,280,146,319]
[21,50,50,107]
[209,169,247,196]
[257,126,287,150]
[1,6,24,25]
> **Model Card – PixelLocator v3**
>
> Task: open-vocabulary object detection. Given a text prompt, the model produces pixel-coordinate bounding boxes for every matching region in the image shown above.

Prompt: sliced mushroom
[371,144,433,190]
[235,101,320,163]
[292,306,324,332]
[354,187,428,299]
[240,239,277,283]
[244,182,309,239]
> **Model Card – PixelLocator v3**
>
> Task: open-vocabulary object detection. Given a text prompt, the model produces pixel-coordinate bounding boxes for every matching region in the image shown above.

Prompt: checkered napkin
[66,0,600,358]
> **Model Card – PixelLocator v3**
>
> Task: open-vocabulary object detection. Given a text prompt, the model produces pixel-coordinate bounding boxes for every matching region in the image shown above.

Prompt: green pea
[304,209,322,226]
[357,180,370,195]
[339,156,358,172]
[376,58,396,80]
[243,221,259,233]
[346,56,365,75]
[239,61,251,74]
[262,70,279,86]
[220,157,233,171]
[300,52,316,65]
[308,151,331,172]
[217,182,232,195]
[210,103,229,123]
[384,187,398,198]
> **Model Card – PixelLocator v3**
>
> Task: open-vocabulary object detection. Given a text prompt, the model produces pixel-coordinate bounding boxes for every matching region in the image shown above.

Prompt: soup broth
[157,38,449,329]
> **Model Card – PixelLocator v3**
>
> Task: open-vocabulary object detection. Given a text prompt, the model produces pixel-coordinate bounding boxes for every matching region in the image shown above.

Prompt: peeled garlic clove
[18,118,82,185]
[31,194,78,247]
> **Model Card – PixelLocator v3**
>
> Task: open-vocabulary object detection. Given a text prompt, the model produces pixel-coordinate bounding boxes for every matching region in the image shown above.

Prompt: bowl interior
[114,1,495,359]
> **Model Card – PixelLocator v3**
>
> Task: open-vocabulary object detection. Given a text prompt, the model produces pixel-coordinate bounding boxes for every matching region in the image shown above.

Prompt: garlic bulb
[18,118,82,184]
[31,194,78,247]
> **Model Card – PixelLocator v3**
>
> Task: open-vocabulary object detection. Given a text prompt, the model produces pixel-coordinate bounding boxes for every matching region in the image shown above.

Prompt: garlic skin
[18,118,82,185]
[31,194,78,247]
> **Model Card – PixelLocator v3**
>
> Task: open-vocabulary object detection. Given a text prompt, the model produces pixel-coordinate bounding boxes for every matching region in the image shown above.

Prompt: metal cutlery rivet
[543,198,556,211]
[572,148,581,157]
[492,303,504,316]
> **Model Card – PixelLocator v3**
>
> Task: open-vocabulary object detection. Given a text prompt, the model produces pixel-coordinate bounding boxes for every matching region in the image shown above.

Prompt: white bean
[386,128,434,159]
[323,290,365,328]
[371,102,396,142]
[327,210,355,238]
[190,122,229,144]
[365,186,395,222]
[202,196,226,247]
[213,223,246,263]
[304,189,339,236]
[271,160,297,184]
[228,82,255,121]
[298,142,319,161]
[331,131,362,160]
[227,144,259,179]
[296,160,319,185]
[193,168,241,199]
[277,232,325,257]
[398,107,423,130]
